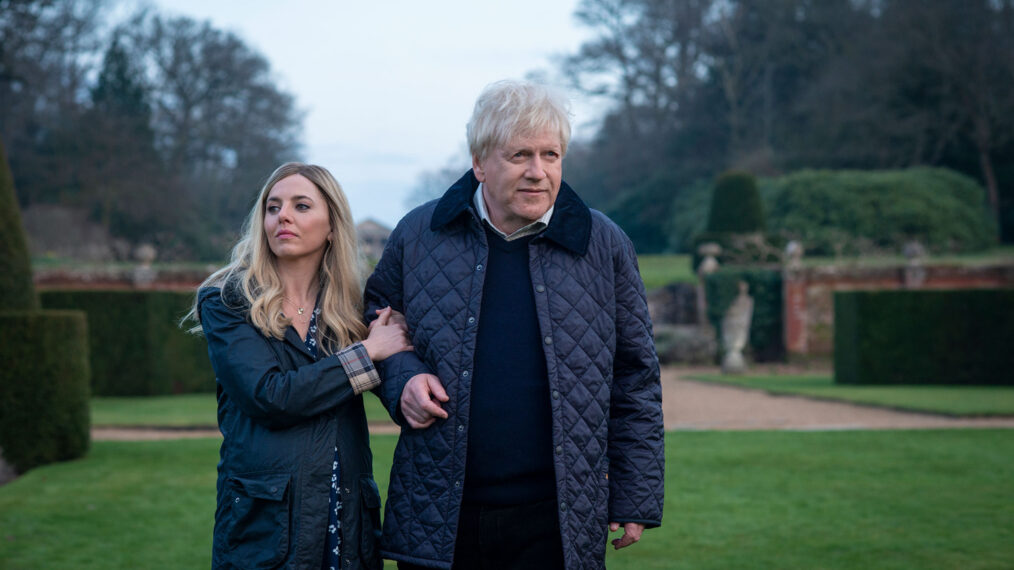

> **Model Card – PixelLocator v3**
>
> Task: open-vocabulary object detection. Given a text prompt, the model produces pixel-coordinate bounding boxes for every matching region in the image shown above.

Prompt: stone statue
[721,280,754,374]
[131,243,158,287]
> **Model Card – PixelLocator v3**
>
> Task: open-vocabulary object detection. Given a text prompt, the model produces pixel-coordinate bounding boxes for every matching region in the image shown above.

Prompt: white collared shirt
[473,183,554,241]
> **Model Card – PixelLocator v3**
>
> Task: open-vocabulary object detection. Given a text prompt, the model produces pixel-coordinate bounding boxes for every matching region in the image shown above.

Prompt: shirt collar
[473,183,555,241]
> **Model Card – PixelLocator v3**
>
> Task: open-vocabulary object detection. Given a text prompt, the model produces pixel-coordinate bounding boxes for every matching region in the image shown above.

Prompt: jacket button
[552,390,560,400]
[457,425,464,432]
[467,316,475,324]
[555,445,563,455]
[234,497,240,503]
[454,481,461,488]
[544,336,553,345]
[476,264,483,271]
[270,487,277,493]
[560,501,568,511]
[535,285,545,293]
[462,370,470,378]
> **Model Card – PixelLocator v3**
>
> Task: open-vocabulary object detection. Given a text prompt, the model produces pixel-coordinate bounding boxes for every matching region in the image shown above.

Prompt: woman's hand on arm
[361,306,413,362]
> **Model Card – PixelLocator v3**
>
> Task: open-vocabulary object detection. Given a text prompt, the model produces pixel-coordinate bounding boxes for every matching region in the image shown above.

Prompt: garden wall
[784,263,1014,359]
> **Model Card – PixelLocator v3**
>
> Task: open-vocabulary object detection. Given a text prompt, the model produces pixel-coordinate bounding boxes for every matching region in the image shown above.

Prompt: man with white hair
[365,79,664,569]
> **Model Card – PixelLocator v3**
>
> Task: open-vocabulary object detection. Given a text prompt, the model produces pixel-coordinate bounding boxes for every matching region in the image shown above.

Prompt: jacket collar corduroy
[429,169,592,257]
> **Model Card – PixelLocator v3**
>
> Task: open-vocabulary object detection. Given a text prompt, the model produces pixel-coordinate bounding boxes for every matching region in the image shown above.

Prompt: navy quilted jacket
[364,170,664,569]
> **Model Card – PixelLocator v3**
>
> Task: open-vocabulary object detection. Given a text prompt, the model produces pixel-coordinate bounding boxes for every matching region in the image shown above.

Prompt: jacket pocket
[225,472,291,569]
[359,475,383,567]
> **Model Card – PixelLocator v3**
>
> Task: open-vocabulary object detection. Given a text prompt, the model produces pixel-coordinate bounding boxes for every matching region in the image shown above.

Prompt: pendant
[297,307,305,315]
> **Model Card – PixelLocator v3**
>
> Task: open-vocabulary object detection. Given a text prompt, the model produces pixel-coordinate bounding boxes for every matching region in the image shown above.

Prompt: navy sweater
[462,226,556,506]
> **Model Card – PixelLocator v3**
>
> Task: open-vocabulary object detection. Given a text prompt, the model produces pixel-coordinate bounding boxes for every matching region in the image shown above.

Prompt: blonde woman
[189,163,408,569]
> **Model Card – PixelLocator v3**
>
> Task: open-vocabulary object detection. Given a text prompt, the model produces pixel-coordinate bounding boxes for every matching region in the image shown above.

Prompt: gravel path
[91,367,1014,441]
[663,367,1014,431]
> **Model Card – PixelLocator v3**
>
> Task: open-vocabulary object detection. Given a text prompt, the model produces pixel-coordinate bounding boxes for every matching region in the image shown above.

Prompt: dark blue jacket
[364,171,664,569]
[199,286,383,569]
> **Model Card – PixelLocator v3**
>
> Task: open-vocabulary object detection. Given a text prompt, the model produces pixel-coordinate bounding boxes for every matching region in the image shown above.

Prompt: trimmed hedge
[834,289,1014,385]
[704,268,785,362]
[0,311,91,473]
[40,290,213,396]
[767,168,996,255]
[0,140,37,310]
[706,171,765,234]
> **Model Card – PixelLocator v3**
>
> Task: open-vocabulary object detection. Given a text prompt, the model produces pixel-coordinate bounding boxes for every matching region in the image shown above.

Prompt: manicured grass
[690,374,1014,416]
[2,431,1012,569]
[798,245,1014,268]
[90,392,393,427]
[638,254,696,289]
[91,394,219,427]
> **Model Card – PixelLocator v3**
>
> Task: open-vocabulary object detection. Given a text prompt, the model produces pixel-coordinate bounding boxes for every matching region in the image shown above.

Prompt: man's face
[473,130,563,235]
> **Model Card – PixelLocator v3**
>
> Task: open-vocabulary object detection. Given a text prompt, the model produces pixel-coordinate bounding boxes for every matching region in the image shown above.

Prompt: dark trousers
[397,498,565,570]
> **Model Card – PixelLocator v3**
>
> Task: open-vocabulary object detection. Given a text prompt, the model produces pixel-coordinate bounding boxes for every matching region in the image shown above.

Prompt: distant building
[356,219,391,260]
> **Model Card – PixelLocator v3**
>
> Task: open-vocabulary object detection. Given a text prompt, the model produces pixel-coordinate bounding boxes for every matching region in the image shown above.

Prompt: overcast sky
[146,0,601,228]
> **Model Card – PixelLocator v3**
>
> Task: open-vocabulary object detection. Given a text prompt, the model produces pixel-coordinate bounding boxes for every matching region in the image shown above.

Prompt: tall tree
[71,33,165,238]
[0,0,108,206]
[113,11,304,257]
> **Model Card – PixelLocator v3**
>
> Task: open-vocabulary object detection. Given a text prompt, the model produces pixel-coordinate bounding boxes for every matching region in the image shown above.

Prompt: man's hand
[400,373,449,428]
[609,522,645,550]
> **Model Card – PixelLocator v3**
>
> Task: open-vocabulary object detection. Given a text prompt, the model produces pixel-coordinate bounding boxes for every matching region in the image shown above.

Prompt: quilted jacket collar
[430,169,592,256]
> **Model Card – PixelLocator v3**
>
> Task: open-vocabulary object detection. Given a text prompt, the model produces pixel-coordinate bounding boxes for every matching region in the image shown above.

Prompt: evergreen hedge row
[0,311,91,472]
[40,290,213,396]
[704,268,785,362]
[834,289,1014,385]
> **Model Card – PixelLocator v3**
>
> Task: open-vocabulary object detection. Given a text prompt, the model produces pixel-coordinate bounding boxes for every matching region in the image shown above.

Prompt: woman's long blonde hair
[185,162,367,354]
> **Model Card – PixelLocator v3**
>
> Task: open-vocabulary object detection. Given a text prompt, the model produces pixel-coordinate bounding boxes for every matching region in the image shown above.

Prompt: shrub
[704,268,785,362]
[605,172,679,253]
[0,140,37,310]
[766,168,996,255]
[706,171,765,234]
[0,311,91,473]
[834,289,1014,385]
[40,290,213,396]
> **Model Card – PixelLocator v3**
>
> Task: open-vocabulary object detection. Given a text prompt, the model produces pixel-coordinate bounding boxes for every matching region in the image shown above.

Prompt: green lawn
[2,431,1012,569]
[797,245,1014,269]
[690,374,1014,416]
[91,391,392,427]
[638,254,696,289]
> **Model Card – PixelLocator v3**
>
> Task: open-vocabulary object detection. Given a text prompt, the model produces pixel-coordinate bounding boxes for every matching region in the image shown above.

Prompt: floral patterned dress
[302,308,343,570]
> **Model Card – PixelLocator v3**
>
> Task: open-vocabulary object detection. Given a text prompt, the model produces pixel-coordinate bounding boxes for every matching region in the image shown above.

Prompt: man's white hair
[466,80,572,161]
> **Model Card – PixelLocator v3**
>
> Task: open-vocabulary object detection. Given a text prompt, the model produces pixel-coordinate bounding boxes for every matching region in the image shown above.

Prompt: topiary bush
[766,167,996,255]
[40,290,213,395]
[834,289,1014,385]
[0,140,37,311]
[0,138,91,480]
[706,171,765,234]
[704,267,785,363]
[0,311,91,473]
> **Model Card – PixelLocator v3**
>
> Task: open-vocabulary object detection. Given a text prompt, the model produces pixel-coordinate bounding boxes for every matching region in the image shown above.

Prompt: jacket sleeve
[199,289,360,430]
[607,232,665,528]
[363,220,434,426]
